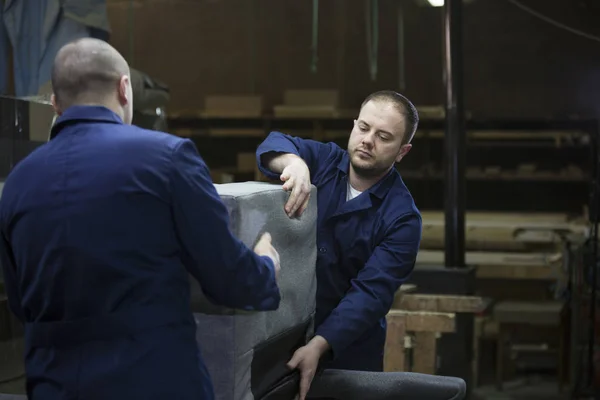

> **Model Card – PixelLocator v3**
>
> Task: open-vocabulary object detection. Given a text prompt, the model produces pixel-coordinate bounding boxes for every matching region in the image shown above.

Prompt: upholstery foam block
[190,182,318,400]
[308,370,467,400]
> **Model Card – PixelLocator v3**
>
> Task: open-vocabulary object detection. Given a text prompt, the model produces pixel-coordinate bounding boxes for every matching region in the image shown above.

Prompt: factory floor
[0,373,589,399]
[472,376,570,400]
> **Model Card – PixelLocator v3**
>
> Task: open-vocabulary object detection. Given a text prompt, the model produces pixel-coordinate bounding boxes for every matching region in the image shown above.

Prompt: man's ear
[51,94,62,115]
[395,144,412,163]
[117,75,131,106]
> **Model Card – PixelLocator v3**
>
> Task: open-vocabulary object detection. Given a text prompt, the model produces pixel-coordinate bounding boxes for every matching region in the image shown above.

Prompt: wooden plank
[398,284,417,294]
[273,105,340,118]
[420,211,587,248]
[398,294,488,313]
[494,301,564,325]
[416,250,562,280]
[420,211,587,251]
[283,89,339,107]
[476,264,555,280]
[421,212,587,230]
[412,332,437,374]
[414,106,445,120]
[414,130,586,141]
[391,284,418,309]
[416,249,561,267]
[387,310,455,333]
[384,313,406,372]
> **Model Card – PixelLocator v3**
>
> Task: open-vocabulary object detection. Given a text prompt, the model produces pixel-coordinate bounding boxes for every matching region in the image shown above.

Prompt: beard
[350,156,391,178]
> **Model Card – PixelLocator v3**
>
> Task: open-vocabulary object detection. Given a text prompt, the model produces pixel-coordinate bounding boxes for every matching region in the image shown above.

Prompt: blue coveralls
[0,106,280,399]
[257,132,422,372]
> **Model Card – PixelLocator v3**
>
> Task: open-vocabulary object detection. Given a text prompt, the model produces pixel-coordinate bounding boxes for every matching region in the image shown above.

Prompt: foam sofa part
[260,369,466,400]
[191,182,318,400]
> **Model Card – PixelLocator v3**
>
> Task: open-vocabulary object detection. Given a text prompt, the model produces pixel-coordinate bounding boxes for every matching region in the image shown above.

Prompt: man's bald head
[51,38,134,124]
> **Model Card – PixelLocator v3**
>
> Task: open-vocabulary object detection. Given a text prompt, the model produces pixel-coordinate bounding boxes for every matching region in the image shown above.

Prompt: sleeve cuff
[260,255,276,279]
[256,153,281,180]
[315,325,345,360]
[255,132,301,180]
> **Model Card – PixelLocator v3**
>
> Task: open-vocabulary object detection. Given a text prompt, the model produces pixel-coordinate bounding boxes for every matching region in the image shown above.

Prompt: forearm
[181,197,280,311]
[262,152,303,174]
[316,296,389,358]
[216,250,280,311]
[172,140,280,310]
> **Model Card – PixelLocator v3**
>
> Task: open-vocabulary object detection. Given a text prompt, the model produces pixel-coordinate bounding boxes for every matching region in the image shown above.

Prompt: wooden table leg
[412,332,438,375]
[384,314,407,372]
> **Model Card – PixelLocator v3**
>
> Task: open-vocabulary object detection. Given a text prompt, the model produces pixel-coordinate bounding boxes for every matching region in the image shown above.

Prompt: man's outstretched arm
[171,139,281,311]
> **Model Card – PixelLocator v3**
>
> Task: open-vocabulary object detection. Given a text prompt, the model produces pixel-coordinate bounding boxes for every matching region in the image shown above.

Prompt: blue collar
[336,152,399,200]
[50,106,124,139]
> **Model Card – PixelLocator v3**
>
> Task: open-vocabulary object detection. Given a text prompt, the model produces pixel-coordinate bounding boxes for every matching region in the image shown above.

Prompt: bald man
[0,38,282,399]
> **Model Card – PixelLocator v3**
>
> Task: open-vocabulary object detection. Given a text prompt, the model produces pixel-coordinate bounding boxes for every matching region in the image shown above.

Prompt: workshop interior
[1,0,600,399]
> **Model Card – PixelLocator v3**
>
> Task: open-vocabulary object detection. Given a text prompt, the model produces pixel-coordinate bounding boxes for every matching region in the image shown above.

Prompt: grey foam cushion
[309,370,467,400]
[191,182,318,400]
[260,370,466,400]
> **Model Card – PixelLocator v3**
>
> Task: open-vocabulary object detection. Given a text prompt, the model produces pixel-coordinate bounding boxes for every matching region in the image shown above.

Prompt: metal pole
[586,123,600,389]
[443,0,466,268]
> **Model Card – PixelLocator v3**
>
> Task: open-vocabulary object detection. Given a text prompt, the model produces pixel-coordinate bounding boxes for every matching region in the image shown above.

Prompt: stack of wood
[416,211,588,280]
[415,211,588,388]
[273,89,345,118]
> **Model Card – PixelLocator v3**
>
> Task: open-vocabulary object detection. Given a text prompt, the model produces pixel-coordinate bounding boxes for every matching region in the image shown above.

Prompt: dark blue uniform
[257,132,421,372]
[0,106,280,399]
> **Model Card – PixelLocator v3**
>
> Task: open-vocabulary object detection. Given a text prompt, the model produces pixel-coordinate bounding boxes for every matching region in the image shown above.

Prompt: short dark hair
[360,90,419,144]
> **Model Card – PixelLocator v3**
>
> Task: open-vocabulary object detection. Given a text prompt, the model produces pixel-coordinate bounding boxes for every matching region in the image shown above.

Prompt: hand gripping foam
[190,182,318,400]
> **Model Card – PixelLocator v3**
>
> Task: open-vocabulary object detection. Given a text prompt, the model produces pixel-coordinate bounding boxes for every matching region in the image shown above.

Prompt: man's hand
[280,158,312,218]
[253,232,280,279]
[287,335,330,400]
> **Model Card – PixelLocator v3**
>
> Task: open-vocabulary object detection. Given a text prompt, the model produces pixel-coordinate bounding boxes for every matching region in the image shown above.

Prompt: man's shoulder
[310,143,346,175]
[115,125,187,151]
[386,173,422,219]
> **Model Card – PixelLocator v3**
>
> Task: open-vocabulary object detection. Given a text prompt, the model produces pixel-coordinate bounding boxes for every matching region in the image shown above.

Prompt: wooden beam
[391,284,418,309]
[397,294,489,313]
[387,310,456,333]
